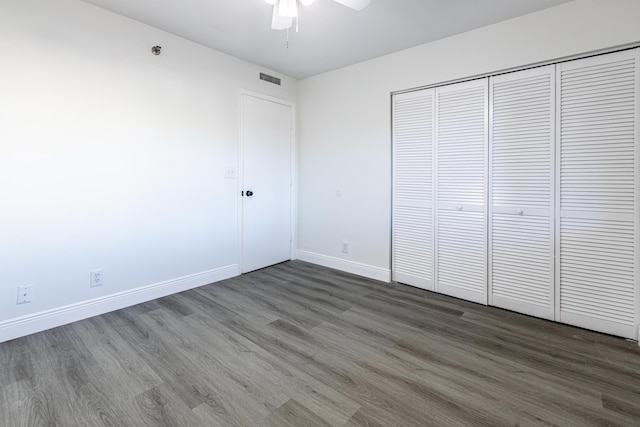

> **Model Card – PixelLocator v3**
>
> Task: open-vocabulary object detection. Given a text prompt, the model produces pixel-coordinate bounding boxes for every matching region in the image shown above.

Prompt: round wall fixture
[151,46,162,55]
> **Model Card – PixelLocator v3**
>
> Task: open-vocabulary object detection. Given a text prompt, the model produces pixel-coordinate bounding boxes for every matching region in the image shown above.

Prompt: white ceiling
[80,0,573,79]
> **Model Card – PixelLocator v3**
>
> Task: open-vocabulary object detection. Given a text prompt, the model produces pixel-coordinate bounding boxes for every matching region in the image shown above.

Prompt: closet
[392,48,639,339]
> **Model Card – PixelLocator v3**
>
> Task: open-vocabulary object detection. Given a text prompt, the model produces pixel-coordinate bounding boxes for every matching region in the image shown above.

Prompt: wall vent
[260,72,281,86]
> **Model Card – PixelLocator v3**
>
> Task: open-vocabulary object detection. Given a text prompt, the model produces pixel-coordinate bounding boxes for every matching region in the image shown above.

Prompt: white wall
[296,0,640,280]
[0,0,296,341]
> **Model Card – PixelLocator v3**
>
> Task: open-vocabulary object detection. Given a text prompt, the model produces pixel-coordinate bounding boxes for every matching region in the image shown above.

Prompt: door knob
[246,190,254,197]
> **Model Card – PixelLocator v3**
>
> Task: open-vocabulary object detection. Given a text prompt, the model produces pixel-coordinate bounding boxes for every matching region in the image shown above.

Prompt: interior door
[556,49,639,339]
[489,65,555,320]
[435,79,488,305]
[241,93,293,273]
[392,89,435,290]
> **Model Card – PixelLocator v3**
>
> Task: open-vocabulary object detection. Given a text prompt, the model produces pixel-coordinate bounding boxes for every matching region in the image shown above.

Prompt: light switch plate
[225,167,236,179]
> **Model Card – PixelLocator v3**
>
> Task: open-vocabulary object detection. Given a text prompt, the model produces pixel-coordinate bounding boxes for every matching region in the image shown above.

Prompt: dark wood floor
[1,261,639,426]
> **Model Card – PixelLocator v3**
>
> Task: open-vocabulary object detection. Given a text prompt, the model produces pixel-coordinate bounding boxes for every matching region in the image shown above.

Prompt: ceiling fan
[265,0,371,31]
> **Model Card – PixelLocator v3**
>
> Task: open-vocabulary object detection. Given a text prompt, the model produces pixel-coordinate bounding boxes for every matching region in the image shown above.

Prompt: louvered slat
[438,210,486,298]
[436,79,487,304]
[492,69,553,208]
[558,50,638,339]
[437,82,486,206]
[492,214,553,308]
[393,206,433,285]
[560,56,635,215]
[392,90,434,290]
[489,66,555,320]
[560,217,635,325]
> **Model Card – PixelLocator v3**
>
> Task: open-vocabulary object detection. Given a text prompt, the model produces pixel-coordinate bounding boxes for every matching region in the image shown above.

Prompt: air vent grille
[260,73,281,86]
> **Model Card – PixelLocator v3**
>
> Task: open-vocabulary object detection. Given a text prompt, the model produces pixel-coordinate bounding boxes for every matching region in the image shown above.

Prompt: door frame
[238,89,297,273]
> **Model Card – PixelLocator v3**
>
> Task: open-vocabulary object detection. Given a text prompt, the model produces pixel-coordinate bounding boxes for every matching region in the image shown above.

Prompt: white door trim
[238,89,297,273]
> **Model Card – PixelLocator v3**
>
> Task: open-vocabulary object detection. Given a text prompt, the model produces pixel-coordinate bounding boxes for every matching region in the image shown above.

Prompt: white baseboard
[296,250,390,283]
[0,264,240,343]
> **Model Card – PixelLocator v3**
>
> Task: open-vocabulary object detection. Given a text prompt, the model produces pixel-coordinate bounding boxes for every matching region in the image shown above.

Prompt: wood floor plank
[32,325,131,426]
[221,276,326,330]
[190,283,280,326]
[71,316,164,400]
[103,310,218,411]
[265,398,333,427]
[1,380,61,427]
[387,336,609,426]
[0,339,34,389]
[1,260,639,426]
[134,383,204,427]
[143,307,292,411]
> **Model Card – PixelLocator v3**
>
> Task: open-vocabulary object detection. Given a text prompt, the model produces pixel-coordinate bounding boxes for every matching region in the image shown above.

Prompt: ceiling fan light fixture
[268,0,371,46]
[271,5,293,30]
[277,0,298,18]
[333,0,371,11]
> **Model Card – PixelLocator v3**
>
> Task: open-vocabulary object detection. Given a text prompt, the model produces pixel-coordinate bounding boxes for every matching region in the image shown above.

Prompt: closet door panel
[436,79,488,304]
[557,49,639,339]
[392,89,435,290]
[489,66,555,319]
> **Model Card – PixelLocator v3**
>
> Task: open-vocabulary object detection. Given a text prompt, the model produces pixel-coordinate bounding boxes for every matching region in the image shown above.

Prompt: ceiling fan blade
[333,0,371,11]
[271,5,293,30]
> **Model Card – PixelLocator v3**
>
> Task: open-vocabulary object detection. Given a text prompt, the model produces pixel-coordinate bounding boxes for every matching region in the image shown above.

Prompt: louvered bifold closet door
[392,89,435,290]
[436,79,488,304]
[489,66,555,320]
[557,49,639,339]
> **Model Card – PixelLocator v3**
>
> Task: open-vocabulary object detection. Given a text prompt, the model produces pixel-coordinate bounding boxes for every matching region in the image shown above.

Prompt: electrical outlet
[17,285,32,304]
[342,241,349,254]
[90,269,104,287]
